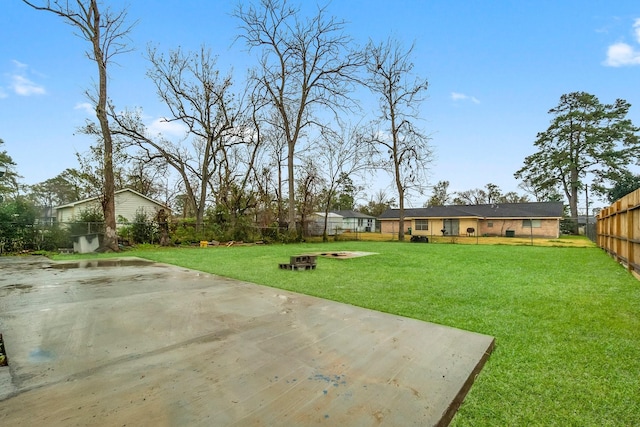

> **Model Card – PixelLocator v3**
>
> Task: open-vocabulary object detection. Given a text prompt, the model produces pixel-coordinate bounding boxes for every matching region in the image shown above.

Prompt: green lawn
[56,240,640,426]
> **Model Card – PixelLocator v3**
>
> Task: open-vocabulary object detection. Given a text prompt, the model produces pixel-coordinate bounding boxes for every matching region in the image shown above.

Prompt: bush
[560,218,577,235]
[38,224,72,251]
[172,220,221,245]
[69,208,104,236]
[0,197,38,253]
[130,209,158,244]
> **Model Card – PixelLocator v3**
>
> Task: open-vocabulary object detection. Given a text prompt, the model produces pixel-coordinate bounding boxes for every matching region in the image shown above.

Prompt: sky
[1,0,640,208]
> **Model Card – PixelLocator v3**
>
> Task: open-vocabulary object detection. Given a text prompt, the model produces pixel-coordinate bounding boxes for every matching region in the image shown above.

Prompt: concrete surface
[0,256,494,426]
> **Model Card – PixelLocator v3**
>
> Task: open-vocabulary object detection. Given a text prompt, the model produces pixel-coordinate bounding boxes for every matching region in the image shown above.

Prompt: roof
[310,212,343,218]
[378,202,564,219]
[54,188,170,211]
[331,210,377,219]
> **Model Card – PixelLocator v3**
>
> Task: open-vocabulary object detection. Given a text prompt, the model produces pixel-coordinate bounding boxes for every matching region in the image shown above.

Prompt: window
[415,219,428,231]
[358,218,363,227]
[522,219,541,228]
[487,222,493,228]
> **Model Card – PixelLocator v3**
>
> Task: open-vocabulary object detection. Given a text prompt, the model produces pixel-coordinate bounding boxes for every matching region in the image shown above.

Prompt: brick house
[378,202,564,238]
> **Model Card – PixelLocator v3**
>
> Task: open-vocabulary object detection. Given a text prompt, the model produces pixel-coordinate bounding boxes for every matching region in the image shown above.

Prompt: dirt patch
[307,251,378,259]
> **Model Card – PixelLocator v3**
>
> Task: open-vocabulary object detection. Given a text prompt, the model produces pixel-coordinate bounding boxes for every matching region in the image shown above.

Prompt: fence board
[597,188,640,279]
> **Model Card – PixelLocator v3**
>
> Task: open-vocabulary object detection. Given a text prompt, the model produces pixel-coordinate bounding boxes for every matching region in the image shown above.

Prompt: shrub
[172,219,221,245]
[38,223,72,251]
[130,209,158,244]
[69,208,104,236]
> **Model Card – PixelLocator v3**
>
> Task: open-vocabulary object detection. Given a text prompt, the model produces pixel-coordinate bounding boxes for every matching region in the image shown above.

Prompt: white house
[332,210,377,232]
[307,210,377,236]
[307,212,344,236]
[54,188,170,225]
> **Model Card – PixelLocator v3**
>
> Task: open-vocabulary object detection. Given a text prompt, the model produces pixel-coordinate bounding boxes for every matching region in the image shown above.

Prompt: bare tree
[257,110,289,226]
[365,38,432,241]
[122,155,169,201]
[518,178,562,202]
[23,0,135,252]
[357,189,396,218]
[296,156,325,237]
[314,122,368,241]
[246,107,288,231]
[498,191,530,203]
[112,46,251,231]
[235,0,363,232]
[453,183,528,205]
[452,188,487,205]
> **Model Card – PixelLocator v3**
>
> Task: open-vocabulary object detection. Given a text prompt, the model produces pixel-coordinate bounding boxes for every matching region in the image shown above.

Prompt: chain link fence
[0,219,302,253]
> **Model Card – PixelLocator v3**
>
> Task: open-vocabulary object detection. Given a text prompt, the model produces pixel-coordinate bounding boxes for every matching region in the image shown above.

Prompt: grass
[311,231,598,247]
[53,239,640,426]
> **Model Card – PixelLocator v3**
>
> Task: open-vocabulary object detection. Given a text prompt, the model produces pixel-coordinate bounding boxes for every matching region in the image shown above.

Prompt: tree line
[2,1,638,250]
[15,0,434,247]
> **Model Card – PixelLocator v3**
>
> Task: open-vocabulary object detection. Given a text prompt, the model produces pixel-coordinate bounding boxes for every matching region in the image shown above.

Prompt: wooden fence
[597,188,640,279]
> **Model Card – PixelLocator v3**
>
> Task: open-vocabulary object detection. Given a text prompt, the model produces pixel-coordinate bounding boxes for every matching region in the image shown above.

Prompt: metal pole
[585,185,589,237]
[530,217,533,246]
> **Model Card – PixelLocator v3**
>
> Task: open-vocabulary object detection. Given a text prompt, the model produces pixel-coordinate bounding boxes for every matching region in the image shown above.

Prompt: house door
[442,219,459,236]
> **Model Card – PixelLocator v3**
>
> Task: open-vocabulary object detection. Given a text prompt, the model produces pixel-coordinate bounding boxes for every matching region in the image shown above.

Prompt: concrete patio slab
[0,256,494,426]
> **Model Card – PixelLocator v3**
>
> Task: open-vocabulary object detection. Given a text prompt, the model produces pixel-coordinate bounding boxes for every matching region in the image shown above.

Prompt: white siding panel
[57,207,74,223]
[55,189,168,227]
[115,192,162,222]
[72,200,101,218]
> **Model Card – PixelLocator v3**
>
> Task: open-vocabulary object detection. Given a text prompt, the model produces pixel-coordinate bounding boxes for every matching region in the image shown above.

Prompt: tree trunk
[322,195,333,243]
[569,187,579,235]
[397,184,405,242]
[287,142,296,232]
[92,1,118,252]
[569,168,579,235]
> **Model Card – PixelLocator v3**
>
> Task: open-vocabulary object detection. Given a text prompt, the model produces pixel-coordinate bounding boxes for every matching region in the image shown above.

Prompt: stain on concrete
[49,259,155,269]
[28,349,55,363]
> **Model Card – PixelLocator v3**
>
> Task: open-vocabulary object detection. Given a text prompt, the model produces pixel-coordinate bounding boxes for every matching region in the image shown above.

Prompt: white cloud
[11,59,27,69]
[604,42,640,66]
[604,18,640,67]
[0,88,7,99]
[6,60,46,96]
[74,102,94,115]
[146,118,188,138]
[451,92,480,104]
[11,74,46,96]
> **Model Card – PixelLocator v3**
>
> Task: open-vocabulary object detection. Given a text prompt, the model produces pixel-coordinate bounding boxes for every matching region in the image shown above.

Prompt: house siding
[57,206,74,223]
[479,218,560,238]
[380,217,560,238]
[407,218,478,237]
[55,189,169,227]
[307,213,343,236]
[380,219,411,234]
[309,211,377,235]
[115,191,163,222]
[56,200,101,223]
[342,217,375,232]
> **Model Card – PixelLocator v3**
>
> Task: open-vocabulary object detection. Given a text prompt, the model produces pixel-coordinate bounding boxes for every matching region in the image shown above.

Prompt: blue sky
[1,0,640,207]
